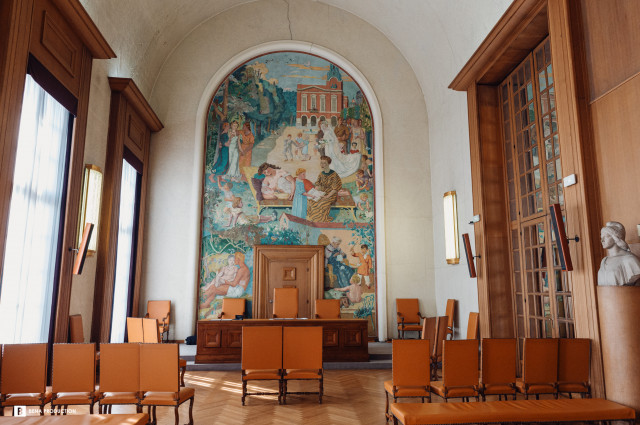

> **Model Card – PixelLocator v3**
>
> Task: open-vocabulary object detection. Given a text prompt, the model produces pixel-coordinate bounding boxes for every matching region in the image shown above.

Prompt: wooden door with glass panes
[499,37,575,360]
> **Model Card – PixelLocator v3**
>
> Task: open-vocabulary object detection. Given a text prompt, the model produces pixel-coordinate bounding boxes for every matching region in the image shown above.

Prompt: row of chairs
[0,343,194,425]
[242,326,323,405]
[384,337,590,420]
[218,296,341,320]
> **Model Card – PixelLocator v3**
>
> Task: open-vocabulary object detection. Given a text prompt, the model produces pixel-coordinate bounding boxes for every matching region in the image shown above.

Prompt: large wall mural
[198,52,377,335]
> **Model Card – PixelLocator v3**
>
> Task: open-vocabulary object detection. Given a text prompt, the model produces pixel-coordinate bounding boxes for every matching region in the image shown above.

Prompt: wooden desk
[196,319,369,363]
[0,414,148,424]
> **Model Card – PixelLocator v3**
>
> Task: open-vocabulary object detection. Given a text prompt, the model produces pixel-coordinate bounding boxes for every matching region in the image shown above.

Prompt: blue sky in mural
[251,52,360,100]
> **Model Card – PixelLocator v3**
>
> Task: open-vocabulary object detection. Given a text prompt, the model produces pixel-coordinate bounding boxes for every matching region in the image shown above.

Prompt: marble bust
[597,221,640,286]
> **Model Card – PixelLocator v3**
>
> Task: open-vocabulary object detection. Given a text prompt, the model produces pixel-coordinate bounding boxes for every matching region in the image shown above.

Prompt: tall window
[320,96,326,112]
[301,95,307,112]
[331,95,337,113]
[0,75,72,343]
[311,95,317,111]
[500,38,573,357]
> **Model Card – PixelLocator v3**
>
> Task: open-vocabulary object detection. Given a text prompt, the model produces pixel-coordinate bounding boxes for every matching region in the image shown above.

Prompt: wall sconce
[443,190,460,264]
[78,164,103,255]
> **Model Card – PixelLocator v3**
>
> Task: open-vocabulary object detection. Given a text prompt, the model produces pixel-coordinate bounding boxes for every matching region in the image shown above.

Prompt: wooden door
[253,245,324,319]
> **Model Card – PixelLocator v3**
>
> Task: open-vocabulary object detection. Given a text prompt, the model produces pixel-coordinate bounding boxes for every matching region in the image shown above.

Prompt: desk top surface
[198,318,367,323]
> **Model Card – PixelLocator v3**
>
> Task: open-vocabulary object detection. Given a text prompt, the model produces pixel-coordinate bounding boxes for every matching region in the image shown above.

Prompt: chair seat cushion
[483,383,516,395]
[430,381,478,398]
[557,383,589,393]
[179,358,187,368]
[398,324,422,332]
[384,380,430,398]
[99,392,139,404]
[243,369,281,380]
[2,392,52,406]
[52,392,99,405]
[515,378,556,394]
[140,388,195,406]
[284,369,321,380]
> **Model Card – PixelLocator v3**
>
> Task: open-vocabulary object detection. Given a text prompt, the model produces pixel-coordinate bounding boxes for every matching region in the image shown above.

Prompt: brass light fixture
[78,164,103,255]
[443,190,460,264]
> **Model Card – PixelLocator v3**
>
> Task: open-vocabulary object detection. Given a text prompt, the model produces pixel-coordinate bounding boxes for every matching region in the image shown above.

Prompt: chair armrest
[218,312,224,319]
[144,313,150,318]
[162,313,170,324]
[418,312,425,319]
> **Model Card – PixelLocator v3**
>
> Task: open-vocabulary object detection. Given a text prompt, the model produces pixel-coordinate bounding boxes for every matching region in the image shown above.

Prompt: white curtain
[110,160,138,342]
[0,75,71,343]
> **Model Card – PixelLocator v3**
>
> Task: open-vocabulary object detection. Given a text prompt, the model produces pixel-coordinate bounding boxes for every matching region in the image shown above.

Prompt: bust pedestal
[598,286,640,412]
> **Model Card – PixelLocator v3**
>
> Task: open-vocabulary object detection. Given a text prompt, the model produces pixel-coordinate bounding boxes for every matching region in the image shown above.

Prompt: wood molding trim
[51,0,115,59]
[108,77,163,132]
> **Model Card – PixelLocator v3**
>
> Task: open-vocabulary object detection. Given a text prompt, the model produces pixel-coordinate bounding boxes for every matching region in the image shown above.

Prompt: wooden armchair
[384,339,431,421]
[273,288,298,318]
[315,299,340,319]
[430,339,480,402]
[218,298,245,319]
[242,326,283,405]
[282,327,323,404]
[51,343,98,414]
[466,312,479,340]
[145,300,171,343]
[139,344,194,425]
[445,299,456,339]
[557,338,591,398]
[515,338,558,399]
[0,344,52,415]
[480,338,517,401]
[127,317,144,343]
[142,318,187,387]
[396,298,424,339]
[98,343,141,413]
[69,314,84,343]
[431,316,449,380]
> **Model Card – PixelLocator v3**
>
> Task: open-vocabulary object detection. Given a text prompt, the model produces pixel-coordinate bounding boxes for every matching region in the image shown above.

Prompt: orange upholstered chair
[421,317,437,346]
[481,338,517,401]
[98,343,141,414]
[69,314,84,343]
[384,339,431,421]
[51,343,98,414]
[557,338,591,398]
[0,344,52,415]
[315,299,340,319]
[466,312,479,340]
[141,318,187,387]
[145,300,171,343]
[445,299,456,339]
[127,317,144,343]
[242,326,283,405]
[396,298,424,339]
[516,338,558,399]
[218,298,245,319]
[282,327,323,404]
[273,288,298,318]
[430,339,479,402]
[139,344,194,425]
[431,316,449,380]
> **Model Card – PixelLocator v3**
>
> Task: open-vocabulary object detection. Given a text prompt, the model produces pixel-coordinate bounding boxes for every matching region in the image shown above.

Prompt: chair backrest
[69,314,84,343]
[422,317,437,350]
[143,318,160,343]
[523,338,558,384]
[99,343,140,393]
[481,338,517,386]
[466,312,479,340]
[433,316,449,361]
[127,317,144,343]
[558,338,590,385]
[445,299,456,337]
[442,339,479,387]
[1,344,48,394]
[273,288,298,318]
[220,298,246,318]
[147,300,171,324]
[392,339,430,387]
[242,326,282,370]
[315,299,340,319]
[396,298,421,324]
[283,327,322,370]
[52,343,96,393]
[139,343,179,393]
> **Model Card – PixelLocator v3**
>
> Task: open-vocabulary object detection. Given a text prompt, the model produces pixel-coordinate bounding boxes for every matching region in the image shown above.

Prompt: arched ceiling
[81,0,512,112]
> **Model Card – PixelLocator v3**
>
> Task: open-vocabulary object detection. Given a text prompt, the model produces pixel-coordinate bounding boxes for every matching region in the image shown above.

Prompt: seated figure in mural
[324,236,355,288]
[224,197,276,227]
[307,156,342,222]
[200,252,250,309]
[597,221,640,286]
[258,162,295,201]
[320,121,361,177]
[334,274,364,305]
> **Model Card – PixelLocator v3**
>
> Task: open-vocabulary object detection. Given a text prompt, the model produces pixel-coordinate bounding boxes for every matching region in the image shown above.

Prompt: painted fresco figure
[224,197,276,227]
[200,252,250,309]
[597,221,640,286]
[212,122,230,175]
[223,121,243,181]
[239,121,255,168]
[258,162,295,201]
[351,244,372,288]
[334,117,351,154]
[291,168,314,219]
[307,156,342,222]
[325,236,355,288]
[334,275,363,304]
[321,120,361,177]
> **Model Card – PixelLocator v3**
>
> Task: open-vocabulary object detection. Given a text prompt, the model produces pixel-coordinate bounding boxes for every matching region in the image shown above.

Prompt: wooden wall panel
[580,0,640,101]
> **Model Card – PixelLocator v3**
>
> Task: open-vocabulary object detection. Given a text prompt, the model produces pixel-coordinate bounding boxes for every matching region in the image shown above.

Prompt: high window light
[443,191,460,264]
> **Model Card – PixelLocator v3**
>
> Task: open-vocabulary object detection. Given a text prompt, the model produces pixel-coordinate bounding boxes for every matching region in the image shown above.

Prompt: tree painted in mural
[198,52,376,335]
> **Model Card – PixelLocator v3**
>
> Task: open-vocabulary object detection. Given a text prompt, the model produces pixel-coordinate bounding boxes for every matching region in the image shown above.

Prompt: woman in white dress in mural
[320,120,361,178]
[224,121,242,181]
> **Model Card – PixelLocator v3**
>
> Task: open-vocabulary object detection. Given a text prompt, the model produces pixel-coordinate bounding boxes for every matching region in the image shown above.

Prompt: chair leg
[180,365,186,387]
[319,377,323,404]
[174,405,179,425]
[283,380,288,405]
[90,402,94,414]
[153,406,158,425]
[385,392,390,421]
[187,396,194,425]
[242,381,247,406]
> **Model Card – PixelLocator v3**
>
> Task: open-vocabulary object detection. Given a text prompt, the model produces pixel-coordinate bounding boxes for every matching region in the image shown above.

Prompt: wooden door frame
[252,245,324,319]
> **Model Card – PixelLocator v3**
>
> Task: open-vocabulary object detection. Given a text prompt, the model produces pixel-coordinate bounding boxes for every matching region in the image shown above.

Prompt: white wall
[143,0,434,340]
